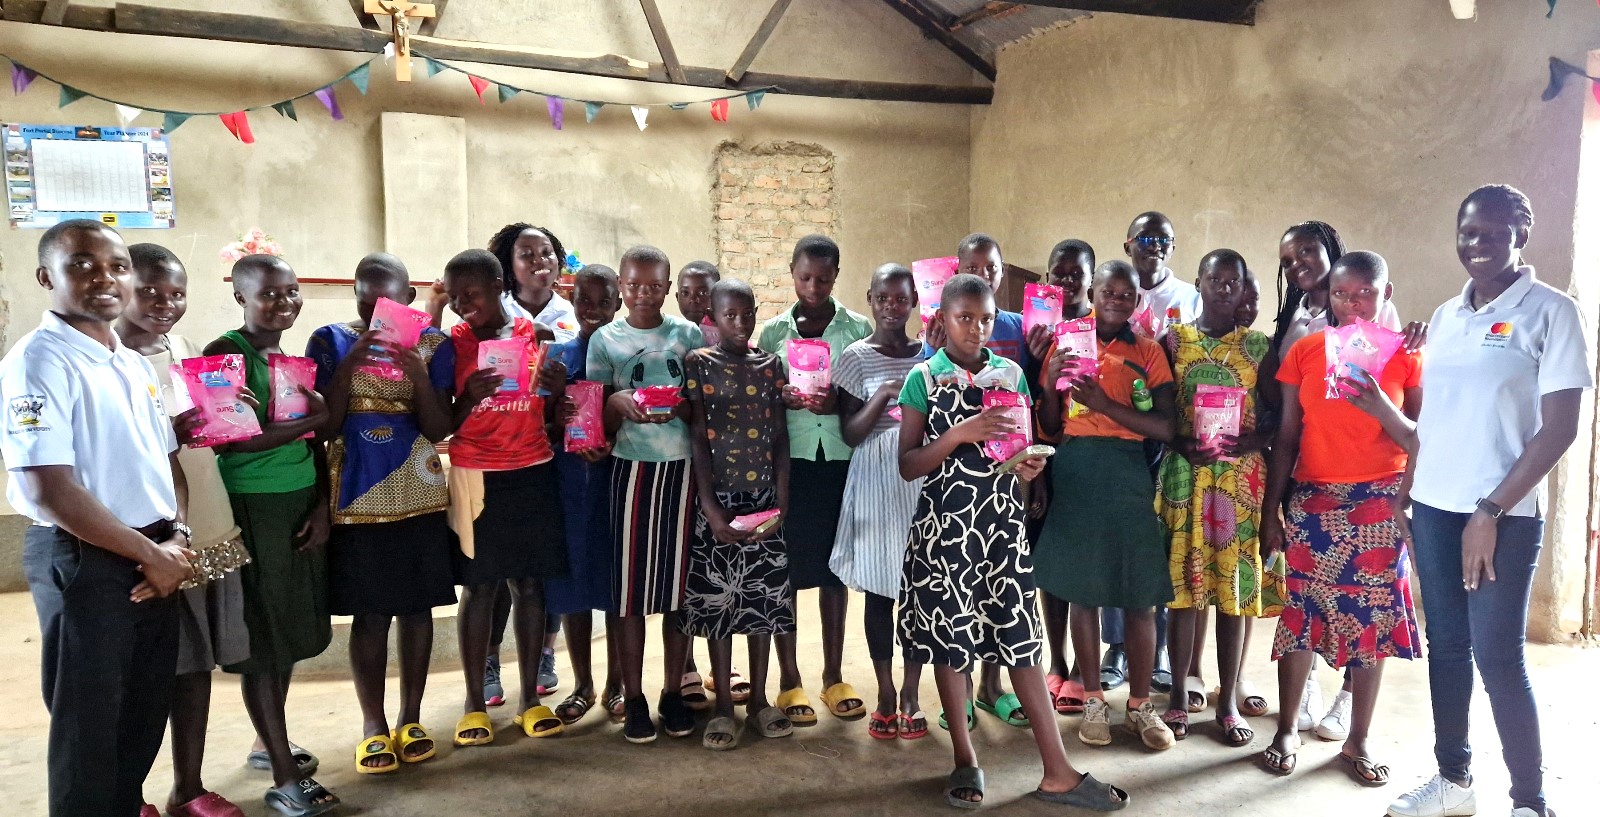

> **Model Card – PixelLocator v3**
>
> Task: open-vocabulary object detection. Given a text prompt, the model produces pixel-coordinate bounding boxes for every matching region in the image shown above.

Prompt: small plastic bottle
[1131,378,1153,412]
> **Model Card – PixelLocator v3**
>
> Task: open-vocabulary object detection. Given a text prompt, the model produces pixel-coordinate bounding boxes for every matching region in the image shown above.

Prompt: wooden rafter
[949,2,1021,32]
[417,0,447,36]
[0,0,992,104]
[880,0,996,81]
[726,0,793,84]
[41,0,71,25]
[1016,0,1259,25]
[637,0,687,85]
[348,0,378,30]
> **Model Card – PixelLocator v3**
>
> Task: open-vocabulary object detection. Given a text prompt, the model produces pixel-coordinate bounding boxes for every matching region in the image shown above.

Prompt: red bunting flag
[468,75,490,103]
[218,111,255,144]
[710,98,729,122]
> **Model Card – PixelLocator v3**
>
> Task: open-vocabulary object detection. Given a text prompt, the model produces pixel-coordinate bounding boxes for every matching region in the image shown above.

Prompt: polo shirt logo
[8,394,47,431]
[1483,322,1514,348]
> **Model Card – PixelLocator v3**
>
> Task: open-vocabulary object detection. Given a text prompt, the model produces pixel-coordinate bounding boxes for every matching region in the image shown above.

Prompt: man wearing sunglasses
[1123,212,1201,342]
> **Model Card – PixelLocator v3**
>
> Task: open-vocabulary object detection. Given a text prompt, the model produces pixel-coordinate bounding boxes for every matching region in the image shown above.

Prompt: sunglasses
[1130,236,1175,250]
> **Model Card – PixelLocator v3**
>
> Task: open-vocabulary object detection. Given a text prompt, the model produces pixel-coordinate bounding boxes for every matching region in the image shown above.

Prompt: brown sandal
[1162,708,1189,740]
[1340,752,1389,786]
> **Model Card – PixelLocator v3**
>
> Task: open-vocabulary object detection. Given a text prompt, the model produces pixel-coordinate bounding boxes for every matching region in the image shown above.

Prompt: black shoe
[658,690,696,738]
[623,695,657,744]
[1151,646,1173,693]
[1099,644,1128,691]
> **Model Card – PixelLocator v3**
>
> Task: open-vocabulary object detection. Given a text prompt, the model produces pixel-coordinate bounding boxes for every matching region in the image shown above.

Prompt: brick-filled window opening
[712,141,838,319]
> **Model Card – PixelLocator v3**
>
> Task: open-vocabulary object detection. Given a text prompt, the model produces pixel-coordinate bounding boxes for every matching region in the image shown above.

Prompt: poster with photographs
[5,123,175,229]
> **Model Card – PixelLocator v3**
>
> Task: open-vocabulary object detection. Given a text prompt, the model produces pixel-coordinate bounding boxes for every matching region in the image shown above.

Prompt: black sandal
[263,778,338,817]
[945,767,985,810]
[1033,773,1129,811]
[658,690,695,738]
[622,695,656,744]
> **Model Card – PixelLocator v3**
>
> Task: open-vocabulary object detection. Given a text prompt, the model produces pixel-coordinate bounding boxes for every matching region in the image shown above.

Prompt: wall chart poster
[5,123,174,229]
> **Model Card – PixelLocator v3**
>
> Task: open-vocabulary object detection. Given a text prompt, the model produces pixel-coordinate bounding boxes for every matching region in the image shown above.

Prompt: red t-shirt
[449,318,552,471]
[1278,330,1421,483]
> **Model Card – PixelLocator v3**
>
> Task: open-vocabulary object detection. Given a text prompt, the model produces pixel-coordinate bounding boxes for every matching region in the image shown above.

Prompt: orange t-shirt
[1053,325,1174,441]
[1278,330,1421,483]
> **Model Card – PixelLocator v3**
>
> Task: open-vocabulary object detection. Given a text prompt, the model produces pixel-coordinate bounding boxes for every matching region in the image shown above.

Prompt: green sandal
[937,700,977,732]
[976,692,1029,727]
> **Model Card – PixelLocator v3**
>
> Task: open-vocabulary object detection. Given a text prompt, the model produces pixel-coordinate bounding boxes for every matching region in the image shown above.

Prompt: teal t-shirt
[586,315,705,462]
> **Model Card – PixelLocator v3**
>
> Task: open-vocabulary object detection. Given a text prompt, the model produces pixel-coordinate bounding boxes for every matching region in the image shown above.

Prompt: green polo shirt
[757,297,873,462]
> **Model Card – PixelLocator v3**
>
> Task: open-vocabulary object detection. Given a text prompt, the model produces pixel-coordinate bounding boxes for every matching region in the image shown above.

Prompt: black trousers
[24,524,179,817]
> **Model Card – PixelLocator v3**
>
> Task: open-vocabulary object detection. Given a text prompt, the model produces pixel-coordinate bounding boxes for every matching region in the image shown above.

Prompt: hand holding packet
[1052,317,1099,391]
[912,256,959,332]
[268,354,319,439]
[1022,283,1064,335]
[366,297,431,380]
[1324,318,1403,399]
[730,508,781,536]
[786,338,832,398]
[634,385,684,417]
[981,389,1031,463]
[564,380,606,452]
[477,338,532,399]
[1193,384,1246,462]
[170,354,261,447]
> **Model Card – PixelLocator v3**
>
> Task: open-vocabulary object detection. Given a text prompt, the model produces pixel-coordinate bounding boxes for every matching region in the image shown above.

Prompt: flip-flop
[1260,746,1297,775]
[168,791,246,817]
[514,705,564,738]
[975,692,1029,727]
[945,767,985,810]
[868,711,899,739]
[452,711,494,747]
[819,682,866,719]
[353,734,397,775]
[938,700,976,732]
[899,710,929,740]
[554,692,596,725]
[1056,677,1087,714]
[393,723,435,763]
[1162,708,1189,740]
[753,705,793,738]
[1217,713,1254,747]
[246,744,318,777]
[1236,680,1269,718]
[1339,752,1390,786]
[776,687,818,725]
[702,716,739,751]
[263,779,338,817]
[1032,773,1129,811]
[679,672,712,712]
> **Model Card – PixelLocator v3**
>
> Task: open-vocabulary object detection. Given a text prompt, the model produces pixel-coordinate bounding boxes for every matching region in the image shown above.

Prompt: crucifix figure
[365,0,437,81]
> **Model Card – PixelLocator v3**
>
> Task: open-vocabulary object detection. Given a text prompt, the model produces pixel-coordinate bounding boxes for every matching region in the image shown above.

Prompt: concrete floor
[1,588,1595,817]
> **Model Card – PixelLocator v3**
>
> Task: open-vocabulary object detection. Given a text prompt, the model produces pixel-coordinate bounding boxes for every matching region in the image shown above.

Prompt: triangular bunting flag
[546,96,565,130]
[59,85,87,108]
[746,90,766,111]
[314,87,344,120]
[348,63,371,95]
[631,106,649,131]
[11,64,36,95]
[498,84,519,104]
[383,42,396,62]
[1548,0,1558,17]
[710,98,729,122]
[423,57,445,78]
[218,111,255,144]
[668,102,689,111]
[468,75,490,103]
[272,100,298,121]
[584,102,603,122]
[162,112,191,132]
[115,105,142,125]
[1593,80,1600,107]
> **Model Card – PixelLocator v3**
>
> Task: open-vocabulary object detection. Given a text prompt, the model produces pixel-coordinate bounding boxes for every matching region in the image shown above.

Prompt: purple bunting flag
[546,96,564,130]
[11,64,36,95]
[314,87,344,121]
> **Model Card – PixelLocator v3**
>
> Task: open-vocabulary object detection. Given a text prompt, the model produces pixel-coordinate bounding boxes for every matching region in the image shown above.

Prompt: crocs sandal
[820,682,866,719]
[1236,679,1269,718]
[702,715,739,751]
[1162,708,1189,740]
[168,791,246,817]
[705,669,752,704]
[353,734,397,775]
[976,692,1029,728]
[246,744,318,777]
[868,711,899,739]
[899,710,929,740]
[554,692,596,725]
[393,724,435,763]
[1217,713,1254,747]
[1339,752,1390,786]
[938,700,976,732]
[680,672,712,711]
[776,687,818,725]
[452,711,494,747]
[513,705,564,738]
[263,779,338,817]
[1032,773,1129,811]
[945,766,985,810]
[753,705,793,738]
[1056,677,1087,714]
[1260,746,1297,775]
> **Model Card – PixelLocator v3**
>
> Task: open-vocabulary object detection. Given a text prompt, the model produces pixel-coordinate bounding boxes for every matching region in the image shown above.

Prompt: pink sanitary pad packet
[268,354,318,439]
[1194,384,1246,462]
[478,338,532,400]
[366,297,431,380]
[786,338,832,397]
[912,256,959,331]
[169,354,261,447]
[1324,318,1404,399]
[564,380,606,452]
[1052,317,1100,391]
[1022,283,1065,335]
[981,389,1031,462]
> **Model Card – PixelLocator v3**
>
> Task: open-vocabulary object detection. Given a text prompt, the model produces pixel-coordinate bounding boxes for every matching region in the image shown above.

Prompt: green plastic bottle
[1131,378,1153,412]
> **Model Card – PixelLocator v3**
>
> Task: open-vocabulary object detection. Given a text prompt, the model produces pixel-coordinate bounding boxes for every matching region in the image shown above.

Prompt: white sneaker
[1078,697,1112,746]
[1297,678,1323,732]
[1315,690,1352,741]
[1387,774,1477,817]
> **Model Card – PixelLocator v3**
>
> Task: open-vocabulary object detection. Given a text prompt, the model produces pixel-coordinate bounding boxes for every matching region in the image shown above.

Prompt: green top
[898,348,1030,414]
[756,297,872,462]
[214,329,317,494]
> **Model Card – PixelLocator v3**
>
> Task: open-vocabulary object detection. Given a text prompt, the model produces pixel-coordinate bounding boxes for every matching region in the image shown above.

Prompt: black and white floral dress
[896,349,1043,671]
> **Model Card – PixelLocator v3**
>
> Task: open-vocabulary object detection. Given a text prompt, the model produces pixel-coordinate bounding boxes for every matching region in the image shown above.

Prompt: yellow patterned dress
[1156,324,1270,615]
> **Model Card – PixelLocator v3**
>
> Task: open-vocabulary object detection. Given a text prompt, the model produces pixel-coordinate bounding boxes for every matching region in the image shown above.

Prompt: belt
[134,519,174,541]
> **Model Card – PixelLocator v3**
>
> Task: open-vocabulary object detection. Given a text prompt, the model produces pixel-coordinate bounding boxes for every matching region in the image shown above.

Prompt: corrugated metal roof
[919,1,1087,60]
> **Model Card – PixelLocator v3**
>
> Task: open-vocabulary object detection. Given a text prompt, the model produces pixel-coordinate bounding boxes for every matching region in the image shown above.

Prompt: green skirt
[223,487,332,674]
[1035,437,1173,609]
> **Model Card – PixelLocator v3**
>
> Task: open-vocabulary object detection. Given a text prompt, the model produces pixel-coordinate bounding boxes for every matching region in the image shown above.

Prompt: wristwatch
[171,521,194,545]
[1474,498,1505,520]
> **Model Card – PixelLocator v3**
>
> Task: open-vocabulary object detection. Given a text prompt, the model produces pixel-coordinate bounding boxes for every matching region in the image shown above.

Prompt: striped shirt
[834,339,927,434]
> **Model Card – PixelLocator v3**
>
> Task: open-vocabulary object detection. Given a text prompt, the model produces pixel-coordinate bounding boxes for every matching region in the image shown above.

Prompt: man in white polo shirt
[2,219,196,817]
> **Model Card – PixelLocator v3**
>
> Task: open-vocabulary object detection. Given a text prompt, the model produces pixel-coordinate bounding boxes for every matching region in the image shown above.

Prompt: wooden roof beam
[726,0,793,84]
[417,0,447,36]
[880,0,996,81]
[637,0,687,85]
[949,2,1023,32]
[348,0,379,30]
[0,0,992,104]
[1017,0,1259,25]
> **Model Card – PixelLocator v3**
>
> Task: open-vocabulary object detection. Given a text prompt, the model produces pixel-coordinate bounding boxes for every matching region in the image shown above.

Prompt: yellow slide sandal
[821,682,867,719]
[393,723,436,763]
[776,687,818,726]
[513,705,565,738]
[453,711,495,747]
[354,733,398,775]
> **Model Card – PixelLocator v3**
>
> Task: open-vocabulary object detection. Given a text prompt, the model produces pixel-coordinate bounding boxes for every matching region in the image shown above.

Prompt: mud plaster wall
[713,141,838,318]
[971,1,1600,640]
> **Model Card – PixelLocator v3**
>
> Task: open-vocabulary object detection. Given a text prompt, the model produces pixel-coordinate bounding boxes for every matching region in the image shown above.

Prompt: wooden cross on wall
[364,0,436,81]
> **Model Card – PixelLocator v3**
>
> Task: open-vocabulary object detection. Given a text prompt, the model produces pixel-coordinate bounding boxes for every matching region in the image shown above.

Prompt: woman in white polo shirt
[1389,185,1592,817]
